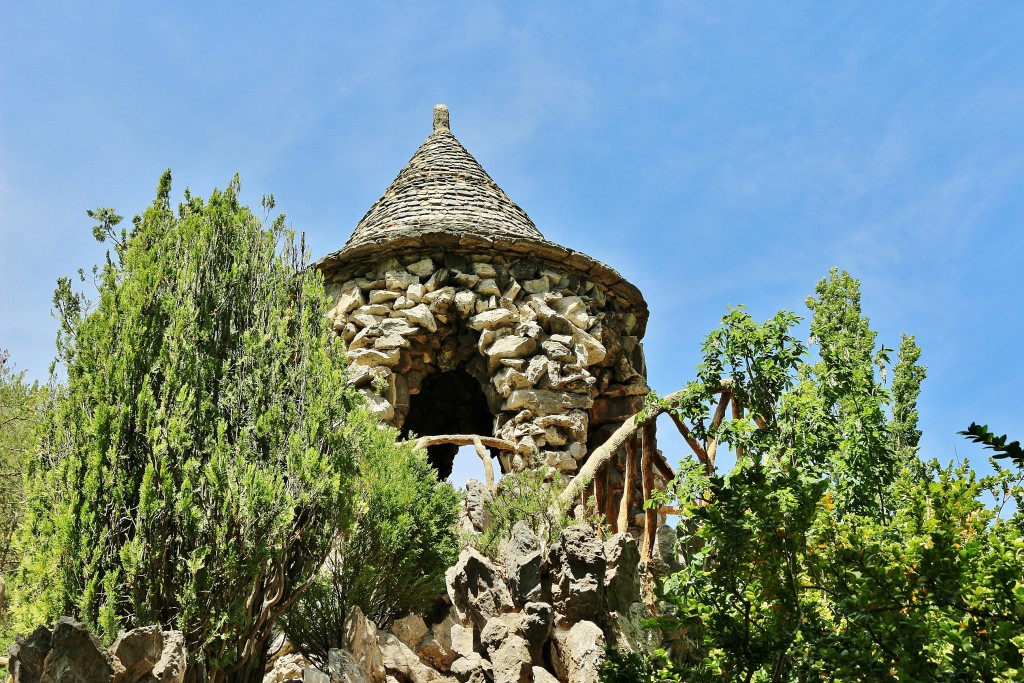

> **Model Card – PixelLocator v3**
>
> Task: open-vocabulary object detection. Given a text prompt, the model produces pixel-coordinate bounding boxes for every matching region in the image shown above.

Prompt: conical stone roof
[317,105,648,332]
[341,104,544,250]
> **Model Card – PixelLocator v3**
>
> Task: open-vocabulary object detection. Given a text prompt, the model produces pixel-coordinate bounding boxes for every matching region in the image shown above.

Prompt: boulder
[548,525,606,624]
[343,607,384,683]
[40,617,125,683]
[552,621,605,683]
[532,667,559,683]
[112,626,163,683]
[502,522,543,606]
[379,634,455,683]
[8,625,52,683]
[264,653,310,683]
[463,480,493,533]
[417,614,459,673]
[448,655,491,683]
[518,603,552,666]
[449,621,476,659]
[445,549,515,631]
[391,615,429,652]
[328,648,370,683]
[607,602,662,655]
[487,635,531,683]
[305,667,331,683]
[603,533,641,612]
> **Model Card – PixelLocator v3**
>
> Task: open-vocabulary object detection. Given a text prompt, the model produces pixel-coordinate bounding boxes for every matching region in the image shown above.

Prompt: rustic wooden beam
[668,411,712,476]
[704,391,732,473]
[472,435,496,492]
[640,420,657,561]
[559,390,686,506]
[617,435,639,533]
[408,434,516,452]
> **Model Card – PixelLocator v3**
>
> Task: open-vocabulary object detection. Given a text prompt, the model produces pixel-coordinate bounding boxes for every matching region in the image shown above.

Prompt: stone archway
[400,368,496,479]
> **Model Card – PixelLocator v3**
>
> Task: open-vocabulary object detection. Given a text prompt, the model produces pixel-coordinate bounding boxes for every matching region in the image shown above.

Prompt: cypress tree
[10,171,358,682]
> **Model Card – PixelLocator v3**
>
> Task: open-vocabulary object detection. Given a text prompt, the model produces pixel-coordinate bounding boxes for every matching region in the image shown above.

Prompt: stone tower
[317,106,660,517]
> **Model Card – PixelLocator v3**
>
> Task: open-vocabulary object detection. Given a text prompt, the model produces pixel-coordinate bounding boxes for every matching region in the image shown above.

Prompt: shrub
[7,173,358,683]
[281,413,460,665]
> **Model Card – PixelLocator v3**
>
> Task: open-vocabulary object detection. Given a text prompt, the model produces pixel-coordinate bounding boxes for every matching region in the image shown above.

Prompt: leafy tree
[612,270,1023,681]
[0,350,44,634]
[281,413,460,666]
[7,172,359,683]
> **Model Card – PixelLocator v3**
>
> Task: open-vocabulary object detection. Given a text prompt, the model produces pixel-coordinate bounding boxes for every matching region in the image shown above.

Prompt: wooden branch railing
[560,383,754,562]
[403,433,516,492]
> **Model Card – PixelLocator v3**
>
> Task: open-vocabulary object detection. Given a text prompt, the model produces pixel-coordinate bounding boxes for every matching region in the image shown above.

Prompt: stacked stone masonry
[325,249,649,478]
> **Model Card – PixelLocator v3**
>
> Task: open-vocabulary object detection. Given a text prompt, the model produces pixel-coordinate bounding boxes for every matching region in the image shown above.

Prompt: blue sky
[2,2,1022,483]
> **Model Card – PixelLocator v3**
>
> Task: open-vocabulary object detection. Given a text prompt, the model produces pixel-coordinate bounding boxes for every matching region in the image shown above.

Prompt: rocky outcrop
[330,525,661,683]
[548,525,606,624]
[8,618,185,683]
[445,548,515,631]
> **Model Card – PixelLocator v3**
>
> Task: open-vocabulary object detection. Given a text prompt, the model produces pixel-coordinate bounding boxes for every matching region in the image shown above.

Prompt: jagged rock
[391,615,429,652]
[469,309,517,331]
[358,389,395,421]
[398,304,438,332]
[343,607,384,683]
[8,625,52,683]
[454,291,476,317]
[112,625,163,683]
[518,603,552,666]
[604,533,641,612]
[487,635,530,683]
[386,271,419,291]
[265,653,311,683]
[607,602,662,655]
[333,282,365,317]
[653,525,680,576]
[305,667,331,683]
[502,521,543,606]
[117,627,185,683]
[40,617,126,683]
[532,667,558,683]
[448,655,491,683]
[446,549,515,631]
[379,634,455,683]
[407,259,435,277]
[329,648,371,683]
[552,621,605,683]
[486,337,537,370]
[417,612,459,672]
[449,621,476,659]
[548,525,606,624]
[464,479,493,533]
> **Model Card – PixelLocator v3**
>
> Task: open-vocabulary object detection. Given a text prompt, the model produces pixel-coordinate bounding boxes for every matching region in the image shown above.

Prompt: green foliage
[606,270,1024,681]
[281,413,460,665]
[8,172,358,683]
[0,350,44,636]
[473,466,602,558]
[960,422,1024,468]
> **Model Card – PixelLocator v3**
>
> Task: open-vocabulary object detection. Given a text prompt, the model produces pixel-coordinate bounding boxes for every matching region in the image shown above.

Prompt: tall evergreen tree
[9,172,359,683]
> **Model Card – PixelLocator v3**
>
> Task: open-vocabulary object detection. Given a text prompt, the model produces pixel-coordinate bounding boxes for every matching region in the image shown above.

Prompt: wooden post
[604,466,617,533]
[640,420,657,561]
[472,436,496,492]
[617,435,638,533]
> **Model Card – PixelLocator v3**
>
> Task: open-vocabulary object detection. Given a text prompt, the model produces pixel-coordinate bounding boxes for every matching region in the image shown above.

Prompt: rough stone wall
[325,249,649,480]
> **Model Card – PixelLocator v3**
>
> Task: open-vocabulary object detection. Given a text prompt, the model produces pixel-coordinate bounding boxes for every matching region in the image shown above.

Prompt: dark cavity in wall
[401,368,495,480]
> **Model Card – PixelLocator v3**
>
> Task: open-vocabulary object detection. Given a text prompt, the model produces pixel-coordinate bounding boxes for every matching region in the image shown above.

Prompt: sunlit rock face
[317,105,659,523]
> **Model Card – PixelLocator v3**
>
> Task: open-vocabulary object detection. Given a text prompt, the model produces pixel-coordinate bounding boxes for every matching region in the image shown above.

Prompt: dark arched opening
[400,369,495,479]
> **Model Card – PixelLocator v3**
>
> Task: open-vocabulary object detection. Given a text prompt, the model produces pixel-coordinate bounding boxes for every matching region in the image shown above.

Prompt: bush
[281,413,460,665]
[7,174,359,683]
[474,465,604,559]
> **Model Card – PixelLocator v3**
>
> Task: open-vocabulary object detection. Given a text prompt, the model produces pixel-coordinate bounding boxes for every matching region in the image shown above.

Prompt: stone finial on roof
[433,104,450,133]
